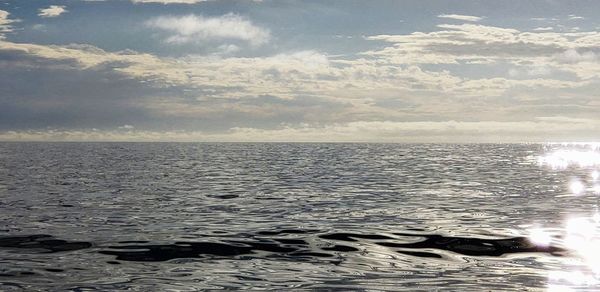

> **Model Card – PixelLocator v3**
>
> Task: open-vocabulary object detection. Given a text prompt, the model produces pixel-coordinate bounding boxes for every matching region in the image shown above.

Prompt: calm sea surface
[1,142,600,291]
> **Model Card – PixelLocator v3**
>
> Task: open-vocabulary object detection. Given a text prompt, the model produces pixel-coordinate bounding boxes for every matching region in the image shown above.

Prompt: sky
[0,0,599,142]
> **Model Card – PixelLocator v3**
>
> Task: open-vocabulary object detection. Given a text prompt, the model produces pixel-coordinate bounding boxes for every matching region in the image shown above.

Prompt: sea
[1,142,600,291]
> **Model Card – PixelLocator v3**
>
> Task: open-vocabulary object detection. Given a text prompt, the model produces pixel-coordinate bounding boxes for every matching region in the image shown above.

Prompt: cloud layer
[2,118,599,142]
[0,1,599,142]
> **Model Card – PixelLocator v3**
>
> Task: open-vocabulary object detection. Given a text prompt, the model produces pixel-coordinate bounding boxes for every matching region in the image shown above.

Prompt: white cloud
[0,10,17,38]
[364,23,600,82]
[438,14,483,22]
[508,66,552,77]
[145,13,270,46]
[0,10,11,26]
[366,23,581,60]
[533,27,553,31]
[556,49,597,63]
[38,5,68,18]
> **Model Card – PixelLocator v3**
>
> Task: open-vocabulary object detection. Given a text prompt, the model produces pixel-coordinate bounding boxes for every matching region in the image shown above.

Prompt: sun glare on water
[533,143,600,291]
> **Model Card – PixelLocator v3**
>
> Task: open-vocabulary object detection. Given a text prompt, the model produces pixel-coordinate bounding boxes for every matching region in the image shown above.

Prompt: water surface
[0,143,598,290]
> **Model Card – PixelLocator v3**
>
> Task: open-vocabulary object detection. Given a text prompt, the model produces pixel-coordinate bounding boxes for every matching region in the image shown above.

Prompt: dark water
[1,142,599,291]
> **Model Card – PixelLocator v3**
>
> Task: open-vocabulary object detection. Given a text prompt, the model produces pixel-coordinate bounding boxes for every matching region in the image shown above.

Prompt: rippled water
[1,142,600,291]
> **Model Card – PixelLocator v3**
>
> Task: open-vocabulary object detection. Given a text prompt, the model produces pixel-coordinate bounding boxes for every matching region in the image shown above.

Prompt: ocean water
[1,142,600,291]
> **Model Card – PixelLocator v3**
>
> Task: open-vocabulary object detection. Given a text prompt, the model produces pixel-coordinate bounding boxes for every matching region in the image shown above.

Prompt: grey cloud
[0,49,353,132]
[0,50,182,130]
[424,41,565,58]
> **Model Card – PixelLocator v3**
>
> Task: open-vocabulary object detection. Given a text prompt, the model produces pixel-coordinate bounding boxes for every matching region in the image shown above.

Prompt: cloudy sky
[1,0,599,142]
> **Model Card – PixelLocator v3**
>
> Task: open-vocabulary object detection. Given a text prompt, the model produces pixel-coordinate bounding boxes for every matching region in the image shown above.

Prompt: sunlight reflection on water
[534,142,600,291]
